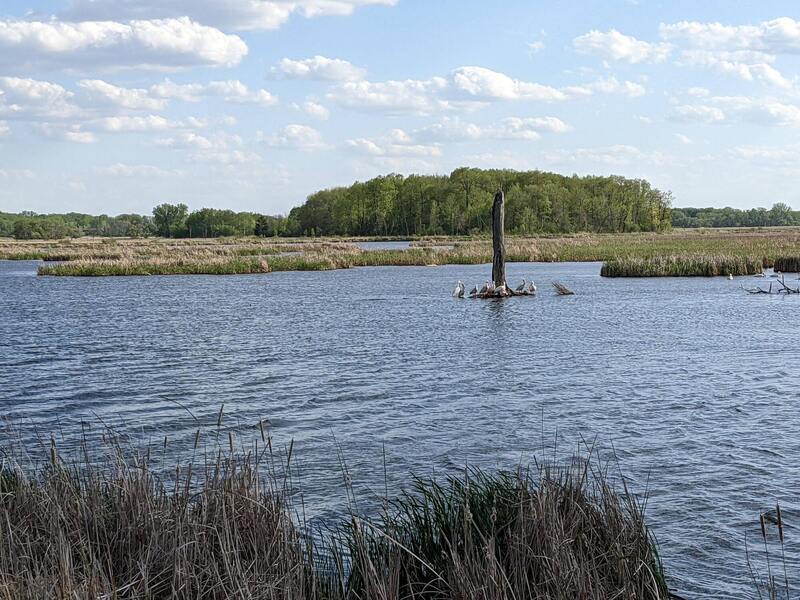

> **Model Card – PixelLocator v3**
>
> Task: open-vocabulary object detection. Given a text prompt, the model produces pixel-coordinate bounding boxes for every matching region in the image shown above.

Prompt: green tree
[152,203,188,238]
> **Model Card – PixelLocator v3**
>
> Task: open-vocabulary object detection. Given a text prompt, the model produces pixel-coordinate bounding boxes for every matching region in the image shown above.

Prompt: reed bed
[774,256,800,273]
[0,432,672,599]
[600,255,764,277]
[9,227,800,276]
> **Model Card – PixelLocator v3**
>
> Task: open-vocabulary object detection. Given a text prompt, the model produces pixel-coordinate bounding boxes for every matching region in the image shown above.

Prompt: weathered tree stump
[492,190,506,291]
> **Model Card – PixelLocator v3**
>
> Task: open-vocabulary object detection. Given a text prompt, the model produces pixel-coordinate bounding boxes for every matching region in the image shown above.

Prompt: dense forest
[671,205,799,228]
[287,169,673,236]
[2,168,798,240]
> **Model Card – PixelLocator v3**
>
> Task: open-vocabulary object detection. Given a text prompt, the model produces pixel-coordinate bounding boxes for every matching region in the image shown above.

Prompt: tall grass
[0,431,672,599]
[12,227,800,276]
[600,255,764,277]
[774,256,800,273]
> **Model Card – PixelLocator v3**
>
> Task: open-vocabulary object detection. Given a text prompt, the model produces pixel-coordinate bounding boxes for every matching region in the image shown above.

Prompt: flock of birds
[452,279,537,298]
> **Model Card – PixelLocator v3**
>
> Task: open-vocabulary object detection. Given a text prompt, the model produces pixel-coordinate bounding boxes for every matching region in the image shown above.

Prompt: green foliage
[774,256,800,273]
[601,255,764,277]
[152,202,189,237]
[673,204,800,228]
[286,169,674,236]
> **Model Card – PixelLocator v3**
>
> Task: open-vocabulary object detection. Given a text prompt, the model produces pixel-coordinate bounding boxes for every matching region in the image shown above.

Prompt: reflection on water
[1,260,799,599]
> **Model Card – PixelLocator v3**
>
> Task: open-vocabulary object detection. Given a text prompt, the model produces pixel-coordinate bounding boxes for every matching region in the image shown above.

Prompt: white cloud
[417,116,571,142]
[687,86,711,97]
[671,104,726,123]
[261,124,327,150]
[94,115,176,132]
[327,77,451,115]
[679,50,792,88]
[577,76,647,98]
[34,122,97,143]
[0,18,248,71]
[660,18,800,54]
[150,79,277,106]
[528,41,545,54]
[542,144,668,167]
[573,29,671,64]
[274,56,366,81]
[674,133,694,145]
[78,79,167,110]
[0,168,34,179]
[297,101,330,120]
[0,121,9,137]
[451,66,569,101]
[0,76,80,119]
[95,163,179,177]
[346,129,441,158]
[64,0,399,32]
[156,131,260,164]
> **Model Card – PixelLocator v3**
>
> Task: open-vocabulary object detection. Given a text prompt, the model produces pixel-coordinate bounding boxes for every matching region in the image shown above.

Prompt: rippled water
[2,259,799,598]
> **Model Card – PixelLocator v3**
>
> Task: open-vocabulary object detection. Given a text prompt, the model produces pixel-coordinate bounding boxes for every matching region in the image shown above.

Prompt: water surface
[1,259,798,598]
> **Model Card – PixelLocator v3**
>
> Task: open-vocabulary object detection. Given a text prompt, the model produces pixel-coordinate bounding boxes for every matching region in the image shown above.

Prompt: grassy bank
[2,227,797,276]
[774,256,800,273]
[601,255,765,277]
[0,436,670,599]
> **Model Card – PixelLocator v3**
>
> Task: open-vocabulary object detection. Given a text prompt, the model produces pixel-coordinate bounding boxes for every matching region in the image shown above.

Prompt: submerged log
[553,282,575,296]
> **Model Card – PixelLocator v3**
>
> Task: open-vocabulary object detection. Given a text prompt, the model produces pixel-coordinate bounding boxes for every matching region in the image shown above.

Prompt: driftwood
[742,275,800,295]
[553,282,575,296]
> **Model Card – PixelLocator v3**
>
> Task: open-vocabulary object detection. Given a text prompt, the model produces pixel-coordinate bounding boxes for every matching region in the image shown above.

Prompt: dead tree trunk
[492,190,506,288]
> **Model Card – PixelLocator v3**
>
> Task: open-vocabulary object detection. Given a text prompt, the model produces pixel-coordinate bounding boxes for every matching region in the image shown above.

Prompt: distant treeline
[672,205,799,228]
[2,168,797,240]
[288,169,673,236]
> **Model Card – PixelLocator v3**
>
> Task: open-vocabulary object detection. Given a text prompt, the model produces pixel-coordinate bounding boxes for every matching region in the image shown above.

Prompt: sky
[2,0,800,216]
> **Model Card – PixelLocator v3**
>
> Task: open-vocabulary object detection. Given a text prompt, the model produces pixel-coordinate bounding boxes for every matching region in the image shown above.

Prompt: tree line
[672,204,799,228]
[2,168,798,240]
[287,168,673,236]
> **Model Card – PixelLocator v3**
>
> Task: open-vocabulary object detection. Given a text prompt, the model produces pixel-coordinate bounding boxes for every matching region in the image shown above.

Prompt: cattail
[760,513,767,541]
[776,503,784,543]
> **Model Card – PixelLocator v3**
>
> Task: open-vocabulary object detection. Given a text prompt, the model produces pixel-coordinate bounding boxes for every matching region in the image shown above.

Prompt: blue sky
[2,0,800,215]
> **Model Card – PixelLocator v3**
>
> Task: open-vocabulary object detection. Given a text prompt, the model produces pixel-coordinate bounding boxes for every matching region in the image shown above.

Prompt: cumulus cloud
[346,129,441,158]
[417,116,571,142]
[0,121,9,137]
[451,66,569,101]
[573,29,671,63]
[157,131,260,164]
[670,95,800,127]
[296,101,330,120]
[149,79,277,106]
[327,77,451,115]
[34,122,98,143]
[63,0,399,32]
[78,79,167,110]
[659,18,800,53]
[542,144,669,167]
[261,124,327,150]
[274,56,366,81]
[0,18,248,71]
[94,163,179,177]
[0,77,81,120]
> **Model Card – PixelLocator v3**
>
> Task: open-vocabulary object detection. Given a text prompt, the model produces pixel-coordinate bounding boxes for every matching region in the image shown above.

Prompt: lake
[1,259,798,598]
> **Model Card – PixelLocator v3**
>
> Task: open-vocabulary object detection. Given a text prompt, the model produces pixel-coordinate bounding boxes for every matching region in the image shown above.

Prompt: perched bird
[478,281,489,295]
[452,280,465,298]
[515,279,527,293]
[528,280,537,294]
[469,285,479,297]
[487,281,496,294]
[496,283,508,296]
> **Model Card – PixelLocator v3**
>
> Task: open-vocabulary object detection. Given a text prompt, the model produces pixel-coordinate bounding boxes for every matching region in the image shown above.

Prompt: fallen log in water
[742,275,800,295]
[553,282,575,296]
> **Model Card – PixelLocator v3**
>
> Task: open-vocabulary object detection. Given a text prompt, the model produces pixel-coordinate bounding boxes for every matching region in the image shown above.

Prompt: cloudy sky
[2,0,800,215]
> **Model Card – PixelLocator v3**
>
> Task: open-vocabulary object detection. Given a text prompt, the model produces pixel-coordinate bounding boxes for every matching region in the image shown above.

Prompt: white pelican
[452,280,465,298]
[728,273,734,280]
[496,283,508,296]
[528,281,537,294]
[478,281,489,295]
[515,279,527,293]
[469,285,479,297]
